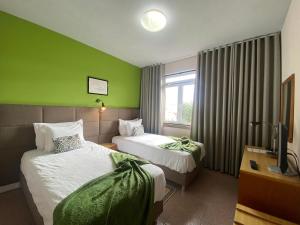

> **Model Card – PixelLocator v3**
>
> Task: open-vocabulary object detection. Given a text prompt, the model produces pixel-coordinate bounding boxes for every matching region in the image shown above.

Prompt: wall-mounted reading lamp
[96,98,106,112]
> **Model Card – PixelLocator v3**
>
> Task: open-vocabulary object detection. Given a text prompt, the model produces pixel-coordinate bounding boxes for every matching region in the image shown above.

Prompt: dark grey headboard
[0,104,100,186]
[0,104,139,186]
[99,108,139,143]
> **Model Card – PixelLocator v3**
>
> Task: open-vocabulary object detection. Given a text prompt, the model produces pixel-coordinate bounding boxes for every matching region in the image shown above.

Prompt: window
[164,71,196,125]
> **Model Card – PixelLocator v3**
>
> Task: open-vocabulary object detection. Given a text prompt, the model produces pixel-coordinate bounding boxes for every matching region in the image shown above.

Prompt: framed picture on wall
[88,76,108,95]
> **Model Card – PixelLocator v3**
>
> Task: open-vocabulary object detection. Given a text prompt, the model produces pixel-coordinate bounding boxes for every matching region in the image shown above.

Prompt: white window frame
[163,70,196,126]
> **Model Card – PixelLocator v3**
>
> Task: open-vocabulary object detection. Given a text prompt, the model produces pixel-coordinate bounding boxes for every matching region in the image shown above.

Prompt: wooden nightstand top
[101,143,118,150]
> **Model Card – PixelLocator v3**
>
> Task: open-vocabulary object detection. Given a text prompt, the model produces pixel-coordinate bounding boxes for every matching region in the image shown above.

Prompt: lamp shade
[96,98,106,111]
[101,102,106,112]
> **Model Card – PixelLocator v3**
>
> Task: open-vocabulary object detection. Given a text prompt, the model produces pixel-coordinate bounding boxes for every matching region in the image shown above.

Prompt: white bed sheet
[21,141,166,225]
[112,133,205,174]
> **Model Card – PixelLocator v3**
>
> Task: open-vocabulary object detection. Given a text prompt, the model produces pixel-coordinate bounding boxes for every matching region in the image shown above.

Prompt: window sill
[163,122,191,129]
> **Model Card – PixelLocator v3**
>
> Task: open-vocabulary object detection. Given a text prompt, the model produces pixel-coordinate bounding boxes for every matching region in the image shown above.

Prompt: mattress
[112,133,205,174]
[20,141,166,225]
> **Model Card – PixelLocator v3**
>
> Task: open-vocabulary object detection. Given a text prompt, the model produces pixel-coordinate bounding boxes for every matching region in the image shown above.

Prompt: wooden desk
[238,146,300,224]
[234,203,297,225]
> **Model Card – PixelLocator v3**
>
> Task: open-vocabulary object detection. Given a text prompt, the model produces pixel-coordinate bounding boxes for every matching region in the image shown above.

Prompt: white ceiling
[0,0,291,67]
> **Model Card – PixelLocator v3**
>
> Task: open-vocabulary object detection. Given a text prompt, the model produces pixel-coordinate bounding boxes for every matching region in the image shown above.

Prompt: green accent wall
[0,11,141,108]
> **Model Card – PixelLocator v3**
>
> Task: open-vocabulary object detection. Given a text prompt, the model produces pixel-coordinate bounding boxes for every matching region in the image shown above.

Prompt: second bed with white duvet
[112,133,205,174]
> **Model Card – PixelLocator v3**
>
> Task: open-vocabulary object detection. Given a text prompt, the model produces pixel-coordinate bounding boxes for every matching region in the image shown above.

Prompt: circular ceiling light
[141,9,167,32]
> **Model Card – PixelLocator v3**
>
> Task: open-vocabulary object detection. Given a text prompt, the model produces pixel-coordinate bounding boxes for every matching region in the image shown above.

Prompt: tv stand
[238,146,300,224]
[268,165,298,176]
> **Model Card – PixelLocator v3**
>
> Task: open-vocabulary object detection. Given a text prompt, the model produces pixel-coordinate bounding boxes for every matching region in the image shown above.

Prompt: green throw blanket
[159,136,202,165]
[53,152,154,225]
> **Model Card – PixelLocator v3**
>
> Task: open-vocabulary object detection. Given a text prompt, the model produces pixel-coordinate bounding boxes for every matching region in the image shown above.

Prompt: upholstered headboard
[99,108,139,143]
[0,104,139,186]
[0,104,100,186]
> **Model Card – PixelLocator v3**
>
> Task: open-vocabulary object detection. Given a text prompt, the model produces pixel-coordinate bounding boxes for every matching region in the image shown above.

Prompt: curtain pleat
[215,48,222,170]
[191,33,281,176]
[140,64,164,134]
[255,39,261,146]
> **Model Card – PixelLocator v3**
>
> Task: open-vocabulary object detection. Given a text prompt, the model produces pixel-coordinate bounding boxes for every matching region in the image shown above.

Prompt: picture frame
[87,76,108,95]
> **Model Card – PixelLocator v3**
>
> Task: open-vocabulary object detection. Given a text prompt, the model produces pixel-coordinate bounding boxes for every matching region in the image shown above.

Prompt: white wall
[162,125,191,137]
[165,56,197,75]
[282,0,300,157]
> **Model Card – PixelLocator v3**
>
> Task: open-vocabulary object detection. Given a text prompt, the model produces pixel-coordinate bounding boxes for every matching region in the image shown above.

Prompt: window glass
[165,86,178,122]
[182,85,194,124]
[163,71,196,125]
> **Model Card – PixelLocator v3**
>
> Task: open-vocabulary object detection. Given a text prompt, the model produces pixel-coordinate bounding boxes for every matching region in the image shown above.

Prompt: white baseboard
[0,182,20,193]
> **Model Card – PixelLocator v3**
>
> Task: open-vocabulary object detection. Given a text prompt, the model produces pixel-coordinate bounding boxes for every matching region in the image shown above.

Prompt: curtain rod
[201,31,281,53]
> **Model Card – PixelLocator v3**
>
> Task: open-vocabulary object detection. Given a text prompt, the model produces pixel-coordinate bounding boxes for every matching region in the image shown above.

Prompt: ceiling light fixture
[141,9,167,32]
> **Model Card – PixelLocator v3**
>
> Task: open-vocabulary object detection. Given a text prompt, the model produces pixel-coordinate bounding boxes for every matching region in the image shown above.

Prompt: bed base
[20,173,44,225]
[115,149,201,191]
[20,172,163,225]
[116,150,200,191]
[153,164,200,191]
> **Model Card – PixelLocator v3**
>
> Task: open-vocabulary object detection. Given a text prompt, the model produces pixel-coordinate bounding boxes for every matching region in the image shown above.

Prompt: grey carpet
[163,183,177,205]
[0,189,34,225]
[158,168,238,225]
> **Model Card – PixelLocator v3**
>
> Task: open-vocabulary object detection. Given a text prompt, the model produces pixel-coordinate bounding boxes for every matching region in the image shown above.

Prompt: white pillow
[118,118,141,136]
[126,119,143,136]
[34,120,85,152]
[33,123,46,150]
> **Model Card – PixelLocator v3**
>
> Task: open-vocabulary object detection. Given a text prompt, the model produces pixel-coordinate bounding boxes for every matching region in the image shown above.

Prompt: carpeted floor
[0,168,238,225]
[163,184,177,205]
[158,169,238,225]
[0,188,34,225]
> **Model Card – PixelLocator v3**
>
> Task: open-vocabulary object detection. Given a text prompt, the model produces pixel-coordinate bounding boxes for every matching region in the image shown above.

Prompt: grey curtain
[140,64,164,134]
[191,33,281,176]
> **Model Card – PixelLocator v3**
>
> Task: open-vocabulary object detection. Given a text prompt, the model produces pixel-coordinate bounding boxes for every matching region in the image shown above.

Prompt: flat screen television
[277,123,288,173]
[268,123,289,174]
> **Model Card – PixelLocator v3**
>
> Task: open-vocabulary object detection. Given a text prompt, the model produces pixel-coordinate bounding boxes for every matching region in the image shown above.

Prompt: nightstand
[101,143,118,150]
[238,146,300,224]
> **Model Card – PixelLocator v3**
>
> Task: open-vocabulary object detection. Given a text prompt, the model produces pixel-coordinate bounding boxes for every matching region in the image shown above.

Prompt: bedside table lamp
[96,98,106,112]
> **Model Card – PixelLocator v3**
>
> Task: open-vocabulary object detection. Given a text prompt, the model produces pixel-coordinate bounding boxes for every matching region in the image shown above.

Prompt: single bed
[112,133,205,189]
[0,105,163,225]
[21,141,166,225]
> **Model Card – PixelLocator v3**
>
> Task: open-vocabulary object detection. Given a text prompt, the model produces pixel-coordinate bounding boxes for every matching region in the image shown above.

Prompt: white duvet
[112,133,205,174]
[21,141,166,225]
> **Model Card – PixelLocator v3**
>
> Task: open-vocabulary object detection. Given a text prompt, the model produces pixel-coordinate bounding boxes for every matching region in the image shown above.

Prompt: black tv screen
[278,123,288,173]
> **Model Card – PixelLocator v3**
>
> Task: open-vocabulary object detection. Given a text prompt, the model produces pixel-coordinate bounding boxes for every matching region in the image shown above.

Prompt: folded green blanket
[53,151,154,225]
[159,136,202,165]
[111,151,149,166]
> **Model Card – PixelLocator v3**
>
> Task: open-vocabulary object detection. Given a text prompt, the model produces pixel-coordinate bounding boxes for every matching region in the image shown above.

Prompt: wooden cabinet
[234,203,297,225]
[238,146,300,224]
[101,143,118,150]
